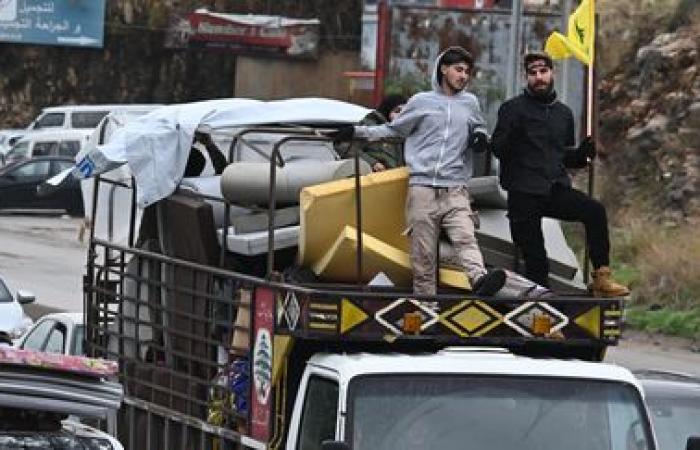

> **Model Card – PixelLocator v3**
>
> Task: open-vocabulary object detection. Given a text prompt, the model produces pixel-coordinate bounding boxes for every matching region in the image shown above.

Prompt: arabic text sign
[0,0,105,48]
[166,11,320,59]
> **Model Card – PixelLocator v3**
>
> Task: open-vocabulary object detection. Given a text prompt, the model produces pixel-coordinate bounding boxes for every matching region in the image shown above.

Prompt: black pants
[507,185,610,287]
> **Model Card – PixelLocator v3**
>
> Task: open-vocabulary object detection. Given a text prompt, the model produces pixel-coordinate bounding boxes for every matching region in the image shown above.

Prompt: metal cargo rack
[83,125,624,449]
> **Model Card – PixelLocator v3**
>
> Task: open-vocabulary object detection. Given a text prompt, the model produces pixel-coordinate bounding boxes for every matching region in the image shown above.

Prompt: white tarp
[47,98,371,208]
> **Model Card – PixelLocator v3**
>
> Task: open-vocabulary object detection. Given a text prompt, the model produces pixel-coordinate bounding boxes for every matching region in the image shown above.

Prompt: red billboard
[166,9,320,59]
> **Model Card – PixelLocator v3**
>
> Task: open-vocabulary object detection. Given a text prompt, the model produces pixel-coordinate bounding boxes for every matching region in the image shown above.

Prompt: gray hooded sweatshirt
[355,51,487,187]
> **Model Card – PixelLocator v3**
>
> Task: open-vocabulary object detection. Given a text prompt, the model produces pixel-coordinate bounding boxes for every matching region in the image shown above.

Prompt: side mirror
[321,440,350,450]
[687,437,700,450]
[16,290,35,304]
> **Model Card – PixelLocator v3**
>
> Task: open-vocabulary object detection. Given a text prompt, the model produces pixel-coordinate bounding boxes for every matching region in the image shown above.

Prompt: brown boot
[589,266,630,297]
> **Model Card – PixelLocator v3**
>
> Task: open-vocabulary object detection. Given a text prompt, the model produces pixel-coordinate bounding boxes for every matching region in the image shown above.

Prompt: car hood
[0,301,24,332]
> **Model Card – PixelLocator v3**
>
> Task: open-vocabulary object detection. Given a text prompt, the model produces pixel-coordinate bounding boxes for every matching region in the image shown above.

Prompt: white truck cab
[287,348,656,450]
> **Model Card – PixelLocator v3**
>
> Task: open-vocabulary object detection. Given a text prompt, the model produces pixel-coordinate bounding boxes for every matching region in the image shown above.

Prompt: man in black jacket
[492,52,629,297]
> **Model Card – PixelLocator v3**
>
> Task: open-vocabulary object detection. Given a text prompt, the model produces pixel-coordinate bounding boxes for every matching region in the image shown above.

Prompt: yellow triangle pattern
[341,298,368,334]
[272,335,293,386]
[574,306,601,338]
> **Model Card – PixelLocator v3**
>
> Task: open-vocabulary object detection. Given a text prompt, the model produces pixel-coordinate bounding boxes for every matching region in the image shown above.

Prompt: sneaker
[472,269,506,296]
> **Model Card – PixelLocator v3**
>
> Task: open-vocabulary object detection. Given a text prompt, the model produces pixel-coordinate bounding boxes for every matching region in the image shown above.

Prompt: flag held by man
[545,0,595,65]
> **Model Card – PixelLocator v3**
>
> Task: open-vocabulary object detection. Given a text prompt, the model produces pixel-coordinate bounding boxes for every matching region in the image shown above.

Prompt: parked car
[0,129,25,164]
[15,312,84,356]
[0,156,84,215]
[0,346,123,449]
[27,104,162,131]
[636,370,700,450]
[3,129,90,166]
[0,274,34,343]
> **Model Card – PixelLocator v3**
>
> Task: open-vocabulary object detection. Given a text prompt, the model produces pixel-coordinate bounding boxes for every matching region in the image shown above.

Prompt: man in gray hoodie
[329,46,506,296]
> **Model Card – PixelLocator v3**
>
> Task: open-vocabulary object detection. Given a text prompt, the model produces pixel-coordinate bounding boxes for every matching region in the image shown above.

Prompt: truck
[0,346,123,449]
[72,96,660,450]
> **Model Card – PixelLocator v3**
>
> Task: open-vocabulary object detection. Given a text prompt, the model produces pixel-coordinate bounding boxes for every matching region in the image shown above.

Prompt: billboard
[0,0,106,48]
[386,4,582,131]
[166,9,320,59]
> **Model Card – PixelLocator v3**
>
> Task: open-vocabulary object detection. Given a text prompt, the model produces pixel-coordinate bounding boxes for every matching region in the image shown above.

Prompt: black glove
[194,131,211,146]
[578,136,596,160]
[469,131,490,153]
[325,125,355,143]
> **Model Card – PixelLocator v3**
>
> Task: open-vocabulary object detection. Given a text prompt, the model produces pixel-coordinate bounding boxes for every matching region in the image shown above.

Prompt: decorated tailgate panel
[276,292,622,345]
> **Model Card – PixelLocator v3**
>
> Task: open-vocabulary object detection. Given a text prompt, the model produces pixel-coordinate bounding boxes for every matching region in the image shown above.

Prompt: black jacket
[492,89,588,195]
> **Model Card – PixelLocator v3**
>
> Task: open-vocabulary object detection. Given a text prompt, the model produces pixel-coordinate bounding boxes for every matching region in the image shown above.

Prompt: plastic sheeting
[48,98,371,208]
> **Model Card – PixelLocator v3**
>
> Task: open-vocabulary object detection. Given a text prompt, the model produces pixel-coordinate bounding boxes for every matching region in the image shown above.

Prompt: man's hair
[523,51,553,71]
[437,46,474,85]
[376,94,408,121]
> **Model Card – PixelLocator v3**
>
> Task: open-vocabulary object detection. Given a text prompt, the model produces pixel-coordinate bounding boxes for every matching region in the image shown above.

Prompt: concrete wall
[234,51,372,105]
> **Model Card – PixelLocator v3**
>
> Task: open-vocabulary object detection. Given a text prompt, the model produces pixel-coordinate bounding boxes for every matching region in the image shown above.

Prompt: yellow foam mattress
[313,225,470,290]
[298,167,410,267]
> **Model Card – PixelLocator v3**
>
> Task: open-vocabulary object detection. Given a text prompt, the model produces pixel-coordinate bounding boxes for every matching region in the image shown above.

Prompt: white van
[27,104,162,131]
[3,129,91,166]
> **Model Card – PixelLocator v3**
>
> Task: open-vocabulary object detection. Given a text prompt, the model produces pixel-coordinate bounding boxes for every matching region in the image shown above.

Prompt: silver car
[0,275,34,344]
[636,370,700,450]
[15,312,84,355]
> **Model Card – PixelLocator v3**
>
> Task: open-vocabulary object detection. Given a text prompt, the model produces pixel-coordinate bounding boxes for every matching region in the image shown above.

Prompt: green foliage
[384,74,430,98]
[626,306,700,339]
[147,1,171,30]
[610,262,641,287]
[627,224,700,309]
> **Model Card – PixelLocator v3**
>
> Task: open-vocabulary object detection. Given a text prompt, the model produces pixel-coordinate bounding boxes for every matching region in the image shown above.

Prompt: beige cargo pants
[406,185,486,295]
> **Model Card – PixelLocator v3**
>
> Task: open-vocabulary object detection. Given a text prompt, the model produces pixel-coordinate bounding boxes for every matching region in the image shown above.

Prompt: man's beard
[529,79,554,96]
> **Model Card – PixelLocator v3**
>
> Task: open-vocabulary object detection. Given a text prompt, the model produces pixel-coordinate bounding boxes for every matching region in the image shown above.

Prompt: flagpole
[583,1,596,285]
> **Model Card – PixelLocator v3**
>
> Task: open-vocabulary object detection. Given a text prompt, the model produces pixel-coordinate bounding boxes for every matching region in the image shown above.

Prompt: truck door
[287,369,341,450]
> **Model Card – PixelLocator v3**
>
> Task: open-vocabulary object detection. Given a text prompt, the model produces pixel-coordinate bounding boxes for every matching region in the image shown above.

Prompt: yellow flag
[544,0,595,65]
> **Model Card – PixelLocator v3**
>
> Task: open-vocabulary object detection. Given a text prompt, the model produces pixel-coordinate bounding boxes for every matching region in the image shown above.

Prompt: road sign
[0,0,105,48]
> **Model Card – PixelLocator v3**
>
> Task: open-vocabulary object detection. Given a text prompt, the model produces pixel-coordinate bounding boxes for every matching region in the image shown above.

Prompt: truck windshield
[348,375,653,450]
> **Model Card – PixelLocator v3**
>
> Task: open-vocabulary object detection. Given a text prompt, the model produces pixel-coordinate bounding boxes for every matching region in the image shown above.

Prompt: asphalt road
[606,331,700,377]
[0,213,86,313]
[1,213,699,376]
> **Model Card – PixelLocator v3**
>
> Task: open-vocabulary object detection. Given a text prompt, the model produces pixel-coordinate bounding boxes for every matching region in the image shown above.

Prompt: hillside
[593,0,700,333]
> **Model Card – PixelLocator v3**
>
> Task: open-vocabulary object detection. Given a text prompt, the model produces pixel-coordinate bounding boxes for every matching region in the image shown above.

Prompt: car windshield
[0,279,11,303]
[348,375,653,450]
[644,383,700,450]
[72,111,109,128]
